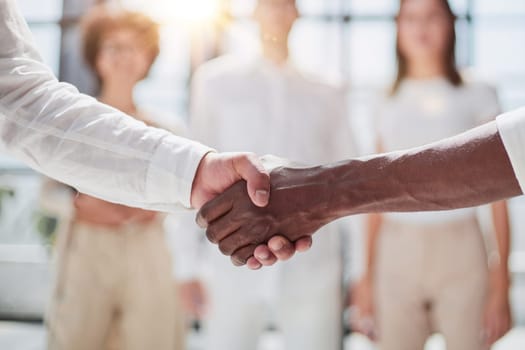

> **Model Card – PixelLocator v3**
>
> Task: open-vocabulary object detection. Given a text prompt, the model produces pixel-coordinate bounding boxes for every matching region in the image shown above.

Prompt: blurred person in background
[45,6,185,350]
[168,0,358,349]
[350,0,512,349]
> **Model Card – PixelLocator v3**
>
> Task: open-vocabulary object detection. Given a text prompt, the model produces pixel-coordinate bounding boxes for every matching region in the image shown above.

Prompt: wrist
[269,165,340,230]
[271,156,400,228]
[489,267,511,291]
[190,151,216,208]
[316,156,400,217]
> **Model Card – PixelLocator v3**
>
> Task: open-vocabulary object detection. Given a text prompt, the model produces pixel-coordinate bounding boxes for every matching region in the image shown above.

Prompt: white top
[169,55,357,295]
[0,0,211,211]
[377,77,501,224]
[498,107,525,194]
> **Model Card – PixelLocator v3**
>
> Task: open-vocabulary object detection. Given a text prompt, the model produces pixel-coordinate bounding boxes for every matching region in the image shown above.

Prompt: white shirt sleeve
[0,0,212,211]
[497,107,525,193]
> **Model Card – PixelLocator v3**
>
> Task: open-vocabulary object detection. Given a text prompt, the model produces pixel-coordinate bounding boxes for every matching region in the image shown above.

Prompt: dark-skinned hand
[197,165,334,267]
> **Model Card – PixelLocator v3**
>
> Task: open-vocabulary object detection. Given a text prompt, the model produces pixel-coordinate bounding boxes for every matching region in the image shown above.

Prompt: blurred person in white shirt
[45,7,186,350]
[168,0,357,349]
[350,1,512,349]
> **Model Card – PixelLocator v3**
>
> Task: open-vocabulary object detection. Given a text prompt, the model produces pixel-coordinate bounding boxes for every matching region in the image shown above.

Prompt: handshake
[191,153,347,270]
[190,122,520,269]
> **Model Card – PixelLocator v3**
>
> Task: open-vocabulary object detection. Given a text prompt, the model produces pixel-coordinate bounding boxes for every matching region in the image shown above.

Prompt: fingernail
[255,190,269,204]
[231,256,245,266]
[195,214,207,229]
[273,241,284,252]
[257,250,270,260]
[247,259,262,270]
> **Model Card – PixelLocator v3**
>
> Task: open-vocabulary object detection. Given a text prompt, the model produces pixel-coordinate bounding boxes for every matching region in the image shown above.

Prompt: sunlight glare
[123,0,222,24]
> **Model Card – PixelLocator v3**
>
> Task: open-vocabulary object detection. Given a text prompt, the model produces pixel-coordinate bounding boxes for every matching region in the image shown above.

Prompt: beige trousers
[47,220,185,350]
[374,218,488,350]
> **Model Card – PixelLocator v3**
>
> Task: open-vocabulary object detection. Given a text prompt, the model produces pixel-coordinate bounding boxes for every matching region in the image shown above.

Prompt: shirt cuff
[146,134,213,209]
[497,107,525,193]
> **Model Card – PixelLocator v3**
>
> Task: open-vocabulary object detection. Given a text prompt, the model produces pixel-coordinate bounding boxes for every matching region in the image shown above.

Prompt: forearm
[363,214,382,279]
[199,110,523,267]
[0,57,209,210]
[0,0,210,210]
[489,201,511,286]
[318,121,521,218]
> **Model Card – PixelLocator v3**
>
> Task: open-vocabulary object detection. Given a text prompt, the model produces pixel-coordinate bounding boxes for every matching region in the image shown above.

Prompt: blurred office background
[0,0,525,349]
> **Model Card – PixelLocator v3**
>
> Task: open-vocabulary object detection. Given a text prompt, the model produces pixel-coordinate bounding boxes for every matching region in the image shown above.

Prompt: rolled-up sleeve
[497,107,525,193]
[0,0,211,211]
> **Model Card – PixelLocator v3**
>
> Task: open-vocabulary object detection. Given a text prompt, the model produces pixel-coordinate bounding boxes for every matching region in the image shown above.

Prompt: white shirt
[169,55,357,296]
[377,77,500,224]
[0,0,211,211]
[498,107,525,194]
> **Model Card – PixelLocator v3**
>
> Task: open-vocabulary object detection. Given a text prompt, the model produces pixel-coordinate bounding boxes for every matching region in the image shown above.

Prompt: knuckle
[236,153,251,164]
[244,152,257,159]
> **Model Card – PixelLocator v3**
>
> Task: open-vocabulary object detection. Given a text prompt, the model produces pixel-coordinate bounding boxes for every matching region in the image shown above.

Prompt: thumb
[233,153,271,207]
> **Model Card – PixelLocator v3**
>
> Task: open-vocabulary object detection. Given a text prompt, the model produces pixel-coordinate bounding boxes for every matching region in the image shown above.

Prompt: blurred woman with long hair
[351,0,512,349]
[45,6,184,350]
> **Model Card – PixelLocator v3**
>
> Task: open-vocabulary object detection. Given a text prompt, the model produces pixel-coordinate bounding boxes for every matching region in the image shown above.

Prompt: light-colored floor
[2,322,524,350]
[344,331,525,350]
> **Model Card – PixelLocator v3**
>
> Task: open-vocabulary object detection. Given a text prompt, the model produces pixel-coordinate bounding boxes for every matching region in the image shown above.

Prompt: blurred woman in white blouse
[351,0,512,349]
[45,6,185,350]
